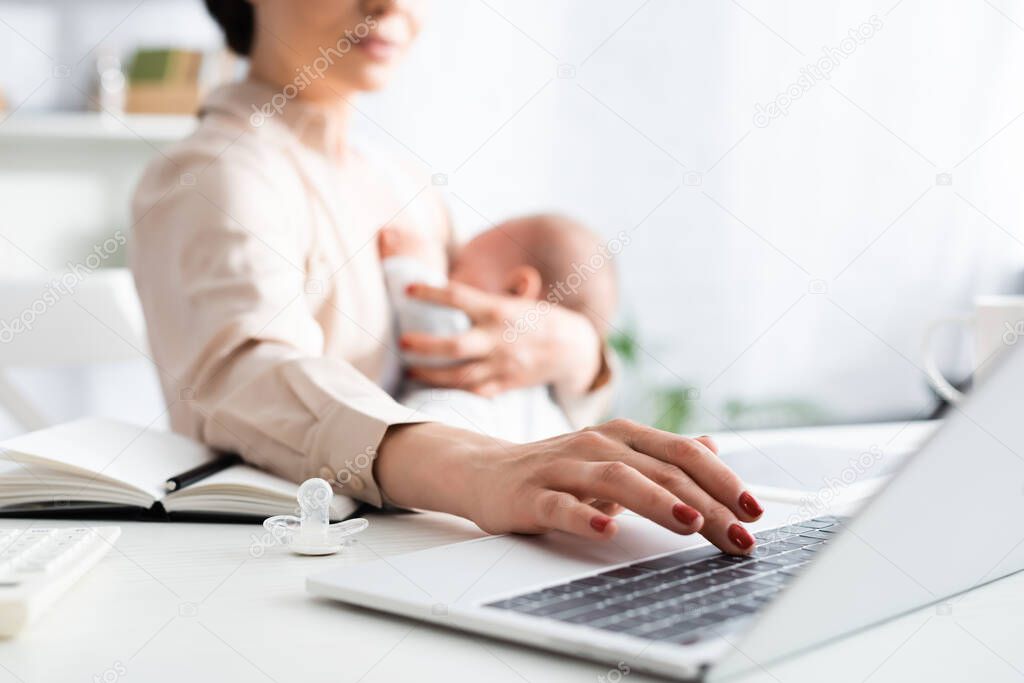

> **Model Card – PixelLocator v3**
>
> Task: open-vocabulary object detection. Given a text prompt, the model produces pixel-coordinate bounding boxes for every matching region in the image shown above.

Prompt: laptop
[308,345,1024,680]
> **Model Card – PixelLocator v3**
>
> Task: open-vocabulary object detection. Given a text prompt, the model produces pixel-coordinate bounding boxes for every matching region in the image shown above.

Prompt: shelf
[0,112,197,143]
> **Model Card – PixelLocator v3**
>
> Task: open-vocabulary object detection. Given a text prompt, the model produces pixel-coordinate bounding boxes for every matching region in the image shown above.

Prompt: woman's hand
[401,281,604,398]
[376,419,765,555]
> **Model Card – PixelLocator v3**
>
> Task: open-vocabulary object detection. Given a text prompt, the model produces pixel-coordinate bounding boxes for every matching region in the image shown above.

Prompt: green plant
[651,387,698,433]
[607,324,639,366]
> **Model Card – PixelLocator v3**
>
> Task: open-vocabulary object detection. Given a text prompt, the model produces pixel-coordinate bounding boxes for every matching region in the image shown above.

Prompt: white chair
[0,268,149,431]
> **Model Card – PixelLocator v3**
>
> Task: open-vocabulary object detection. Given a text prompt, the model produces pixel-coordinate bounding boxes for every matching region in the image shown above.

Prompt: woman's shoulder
[132,88,306,229]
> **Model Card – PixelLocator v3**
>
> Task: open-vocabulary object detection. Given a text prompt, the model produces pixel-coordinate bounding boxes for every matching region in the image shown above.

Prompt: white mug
[923,295,1024,403]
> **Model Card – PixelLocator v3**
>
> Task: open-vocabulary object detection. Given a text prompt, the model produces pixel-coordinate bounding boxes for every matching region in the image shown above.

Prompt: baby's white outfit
[383,256,572,443]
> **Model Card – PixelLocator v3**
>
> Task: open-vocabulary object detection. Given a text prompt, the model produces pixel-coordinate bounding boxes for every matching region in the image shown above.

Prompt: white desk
[1,421,1022,683]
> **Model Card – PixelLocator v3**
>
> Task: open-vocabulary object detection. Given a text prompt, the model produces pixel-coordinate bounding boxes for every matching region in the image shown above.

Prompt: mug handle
[922,314,973,404]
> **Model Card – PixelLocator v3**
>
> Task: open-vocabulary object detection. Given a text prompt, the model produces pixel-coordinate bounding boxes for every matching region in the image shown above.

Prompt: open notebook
[0,418,358,522]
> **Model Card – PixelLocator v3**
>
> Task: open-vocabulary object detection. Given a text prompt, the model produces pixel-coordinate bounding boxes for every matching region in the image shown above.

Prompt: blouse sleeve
[130,144,426,507]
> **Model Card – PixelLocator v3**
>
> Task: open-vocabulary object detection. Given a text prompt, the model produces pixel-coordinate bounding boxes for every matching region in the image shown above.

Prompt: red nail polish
[739,491,763,517]
[672,503,700,526]
[728,523,754,550]
[590,516,611,533]
[399,339,411,350]
[405,284,416,295]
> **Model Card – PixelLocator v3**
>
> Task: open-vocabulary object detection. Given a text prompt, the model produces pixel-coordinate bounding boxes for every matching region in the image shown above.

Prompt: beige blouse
[130,80,612,507]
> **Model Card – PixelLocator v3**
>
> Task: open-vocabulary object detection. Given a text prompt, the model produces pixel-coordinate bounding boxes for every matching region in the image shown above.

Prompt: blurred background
[0,0,1023,438]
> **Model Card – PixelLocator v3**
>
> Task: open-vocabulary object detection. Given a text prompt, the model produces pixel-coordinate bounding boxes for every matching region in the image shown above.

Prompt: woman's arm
[376,419,764,554]
[130,148,427,508]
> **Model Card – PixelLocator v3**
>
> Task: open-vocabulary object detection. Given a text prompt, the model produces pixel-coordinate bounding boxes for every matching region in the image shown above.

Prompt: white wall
[1,0,1022,434]
[358,0,1024,428]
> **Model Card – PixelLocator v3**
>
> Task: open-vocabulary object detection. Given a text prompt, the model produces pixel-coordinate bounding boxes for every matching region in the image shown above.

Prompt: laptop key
[648,615,718,641]
[658,565,705,582]
[715,568,758,583]
[715,584,754,600]
[727,599,760,615]
[746,557,791,569]
[752,543,788,558]
[789,548,820,562]
[706,604,751,621]
[700,557,738,570]
[601,616,655,633]
[755,572,790,586]
[563,605,625,624]
[487,598,529,610]
[634,553,694,572]
[754,530,791,543]
[599,566,655,581]
[682,594,721,609]
[624,594,665,609]
[785,535,824,547]
[627,574,678,592]
[774,541,807,551]
[530,594,605,616]
[683,576,725,592]
[797,519,834,529]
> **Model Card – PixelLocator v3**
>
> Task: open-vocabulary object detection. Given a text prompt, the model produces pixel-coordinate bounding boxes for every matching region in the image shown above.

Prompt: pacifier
[263,478,368,555]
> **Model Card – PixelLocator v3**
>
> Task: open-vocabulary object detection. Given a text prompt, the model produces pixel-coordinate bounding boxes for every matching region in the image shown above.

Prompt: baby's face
[449,229,520,295]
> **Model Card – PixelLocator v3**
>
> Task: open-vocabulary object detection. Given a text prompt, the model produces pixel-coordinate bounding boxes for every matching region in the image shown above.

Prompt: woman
[130,0,764,553]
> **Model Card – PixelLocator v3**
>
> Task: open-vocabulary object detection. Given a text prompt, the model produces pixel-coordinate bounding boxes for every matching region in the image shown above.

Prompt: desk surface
[1,421,1022,683]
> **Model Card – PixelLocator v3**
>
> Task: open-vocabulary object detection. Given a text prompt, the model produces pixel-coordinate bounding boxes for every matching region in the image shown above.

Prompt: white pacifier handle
[297,478,331,536]
[263,478,368,556]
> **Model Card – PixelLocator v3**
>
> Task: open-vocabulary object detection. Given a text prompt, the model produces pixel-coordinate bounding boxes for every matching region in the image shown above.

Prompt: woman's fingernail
[405,284,416,295]
[590,516,611,533]
[672,503,701,526]
[728,523,755,550]
[739,491,763,517]
[399,338,411,350]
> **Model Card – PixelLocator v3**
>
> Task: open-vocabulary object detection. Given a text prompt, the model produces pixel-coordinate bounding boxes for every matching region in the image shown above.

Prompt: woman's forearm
[374,422,498,516]
[374,418,763,555]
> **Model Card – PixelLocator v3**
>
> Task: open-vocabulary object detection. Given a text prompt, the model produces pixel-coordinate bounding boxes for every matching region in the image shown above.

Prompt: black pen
[164,453,242,492]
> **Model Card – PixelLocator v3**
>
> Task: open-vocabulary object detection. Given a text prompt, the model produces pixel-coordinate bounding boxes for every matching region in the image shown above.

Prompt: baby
[381,214,617,443]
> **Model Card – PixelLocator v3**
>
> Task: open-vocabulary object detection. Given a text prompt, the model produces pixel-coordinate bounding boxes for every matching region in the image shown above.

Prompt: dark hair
[204,0,255,56]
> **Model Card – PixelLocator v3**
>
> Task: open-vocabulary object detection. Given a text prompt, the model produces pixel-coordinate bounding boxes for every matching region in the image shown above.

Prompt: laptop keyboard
[485,515,844,645]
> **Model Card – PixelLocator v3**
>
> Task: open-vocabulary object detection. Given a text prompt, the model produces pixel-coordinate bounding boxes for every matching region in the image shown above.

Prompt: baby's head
[451,214,618,334]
